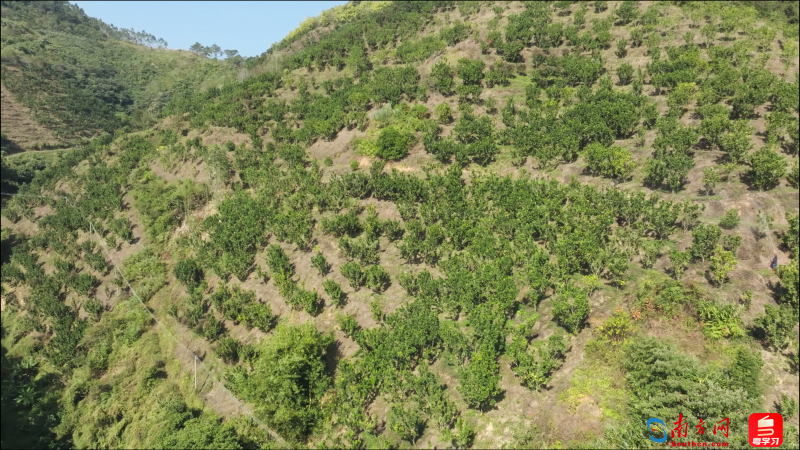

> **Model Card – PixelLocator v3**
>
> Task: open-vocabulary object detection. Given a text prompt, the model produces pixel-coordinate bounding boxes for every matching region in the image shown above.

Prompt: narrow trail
[5,148,72,158]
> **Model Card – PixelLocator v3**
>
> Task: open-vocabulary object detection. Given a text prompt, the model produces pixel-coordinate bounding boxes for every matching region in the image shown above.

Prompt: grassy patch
[506,75,531,89]
[558,353,628,422]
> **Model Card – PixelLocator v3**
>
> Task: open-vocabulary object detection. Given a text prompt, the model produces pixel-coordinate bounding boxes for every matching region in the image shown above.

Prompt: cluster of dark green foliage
[396,36,446,63]
[622,338,765,447]
[226,324,333,441]
[264,244,323,315]
[207,283,274,333]
[498,76,645,170]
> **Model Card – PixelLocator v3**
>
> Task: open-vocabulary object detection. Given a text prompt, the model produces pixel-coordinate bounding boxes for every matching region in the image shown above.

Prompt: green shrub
[440,21,471,46]
[246,302,275,332]
[779,394,798,420]
[266,244,293,278]
[410,104,430,119]
[507,332,567,392]
[431,60,455,95]
[323,279,344,307]
[702,167,721,195]
[594,1,608,13]
[173,258,203,290]
[559,54,604,86]
[614,0,639,25]
[617,63,634,85]
[783,213,799,255]
[552,284,590,334]
[376,126,414,161]
[721,235,742,254]
[450,417,476,449]
[739,290,754,310]
[122,247,166,302]
[724,346,763,398]
[352,137,379,157]
[776,259,799,313]
[338,236,379,265]
[484,63,510,88]
[644,152,695,192]
[719,209,740,229]
[226,324,334,441]
[203,190,270,278]
[396,36,445,63]
[616,38,628,58]
[748,146,788,190]
[388,404,424,444]
[435,102,454,124]
[203,314,225,341]
[457,58,485,86]
[754,305,796,350]
[720,120,754,164]
[370,296,385,322]
[337,313,360,337]
[457,348,501,410]
[690,224,722,262]
[584,143,636,181]
[110,217,134,241]
[636,279,688,318]
[630,27,644,47]
[597,311,634,343]
[641,240,664,269]
[84,297,104,321]
[215,336,240,363]
[279,144,307,167]
[456,84,483,104]
[364,265,390,293]
[340,261,365,290]
[293,288,322,316]
[84,251,109,274]
[310,252,329,276]
[383,220,404,241]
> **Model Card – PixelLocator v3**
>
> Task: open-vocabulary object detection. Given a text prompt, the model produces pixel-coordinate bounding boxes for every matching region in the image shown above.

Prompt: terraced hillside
[1,1,799,449]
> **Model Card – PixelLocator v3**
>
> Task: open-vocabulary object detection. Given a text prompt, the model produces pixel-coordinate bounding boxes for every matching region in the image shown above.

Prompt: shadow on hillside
[0,135,25,155]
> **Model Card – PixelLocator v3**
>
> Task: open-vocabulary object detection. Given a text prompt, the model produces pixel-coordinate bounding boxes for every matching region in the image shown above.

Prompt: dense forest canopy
[1,1,799,449]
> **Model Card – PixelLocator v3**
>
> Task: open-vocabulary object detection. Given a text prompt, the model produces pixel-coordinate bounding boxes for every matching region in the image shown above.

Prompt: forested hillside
[2,1,800,449]
[0,1,239,143]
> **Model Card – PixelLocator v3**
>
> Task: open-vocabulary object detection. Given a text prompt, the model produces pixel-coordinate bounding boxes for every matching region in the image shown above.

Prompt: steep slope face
[2,1,800,449]
[0,1,237,143]
[0,84,58,149]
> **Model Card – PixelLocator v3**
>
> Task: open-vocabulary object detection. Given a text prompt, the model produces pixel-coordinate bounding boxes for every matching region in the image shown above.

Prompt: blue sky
[71,1,347,57]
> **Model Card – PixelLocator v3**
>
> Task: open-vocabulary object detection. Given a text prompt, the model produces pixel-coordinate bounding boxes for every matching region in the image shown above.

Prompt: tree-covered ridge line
[2,0,800,448]
[0,1,167,45]
[103,24,169,49]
